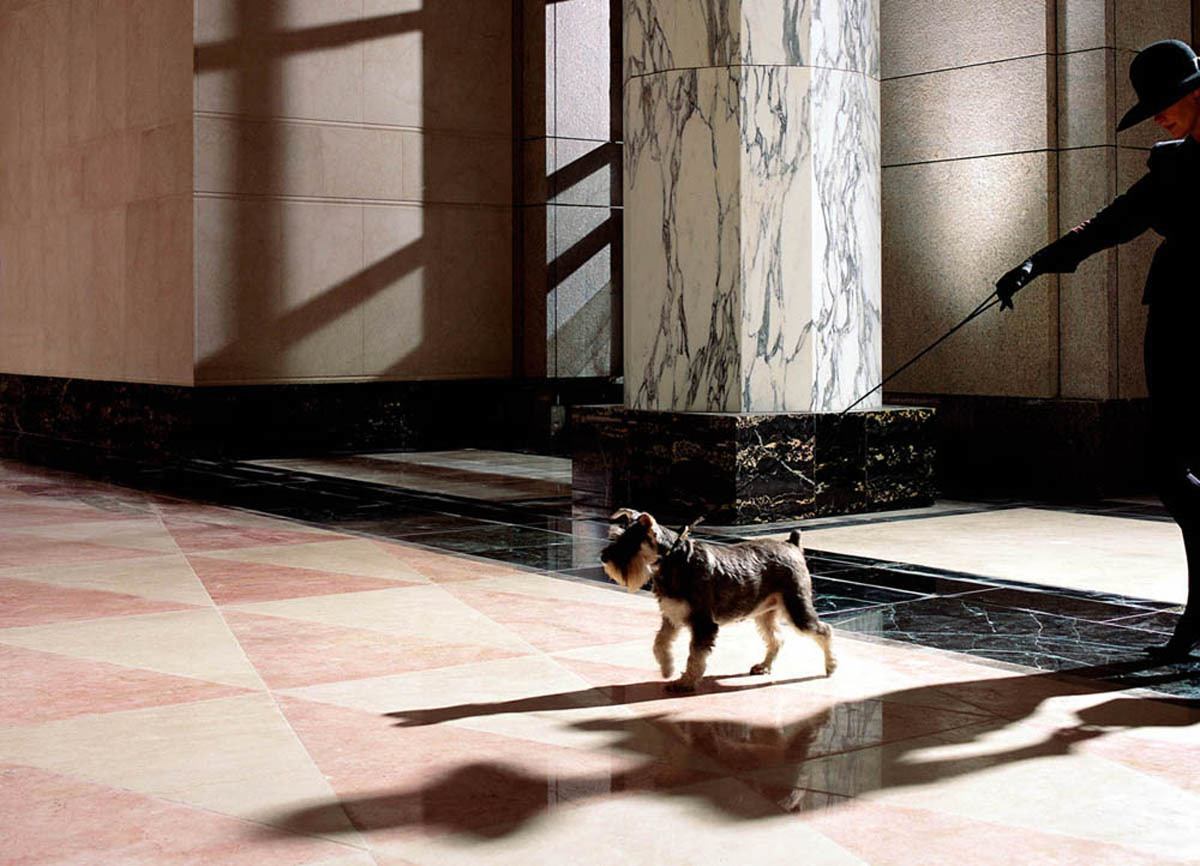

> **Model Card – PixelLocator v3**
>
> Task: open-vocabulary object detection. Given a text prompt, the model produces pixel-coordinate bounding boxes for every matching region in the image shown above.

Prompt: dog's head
[599,509,668,593]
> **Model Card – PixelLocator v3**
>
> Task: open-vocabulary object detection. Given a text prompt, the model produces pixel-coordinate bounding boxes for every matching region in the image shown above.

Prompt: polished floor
[2,452,1198,865]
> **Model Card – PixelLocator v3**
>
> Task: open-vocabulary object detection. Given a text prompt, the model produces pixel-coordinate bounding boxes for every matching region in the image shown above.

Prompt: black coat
[1032,136,1200,466]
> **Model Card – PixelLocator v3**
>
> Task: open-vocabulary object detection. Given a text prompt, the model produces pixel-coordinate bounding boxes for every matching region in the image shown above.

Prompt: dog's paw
[659,665,675,679]
[824,657,838,677]
[749,663,772,676]
[665,679,697,694]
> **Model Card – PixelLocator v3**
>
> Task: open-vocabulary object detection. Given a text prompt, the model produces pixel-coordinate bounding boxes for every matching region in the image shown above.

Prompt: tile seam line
[624,61,877,82]
[193,110,510,139]
[881,46,1116,83]
[193,192,512,209]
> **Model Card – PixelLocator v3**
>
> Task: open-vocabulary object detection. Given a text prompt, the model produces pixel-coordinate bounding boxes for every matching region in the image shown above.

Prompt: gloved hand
[995,259,1037,310]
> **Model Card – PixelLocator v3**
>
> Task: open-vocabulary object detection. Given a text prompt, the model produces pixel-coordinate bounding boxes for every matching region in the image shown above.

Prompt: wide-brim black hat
[1118,39,1200,131]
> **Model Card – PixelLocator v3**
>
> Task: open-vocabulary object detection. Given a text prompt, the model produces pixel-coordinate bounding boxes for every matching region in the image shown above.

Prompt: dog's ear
[636,512,663,543]
[608,508,640,539]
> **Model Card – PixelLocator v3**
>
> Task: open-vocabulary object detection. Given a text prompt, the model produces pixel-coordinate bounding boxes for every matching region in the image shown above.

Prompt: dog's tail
[787,529,802,547]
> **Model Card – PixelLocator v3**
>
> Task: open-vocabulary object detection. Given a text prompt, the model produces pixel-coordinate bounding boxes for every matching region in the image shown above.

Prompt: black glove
[995,259,1037,310]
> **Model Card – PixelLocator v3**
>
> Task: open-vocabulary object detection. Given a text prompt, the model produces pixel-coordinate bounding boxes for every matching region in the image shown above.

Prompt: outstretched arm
[996,172,1155,308]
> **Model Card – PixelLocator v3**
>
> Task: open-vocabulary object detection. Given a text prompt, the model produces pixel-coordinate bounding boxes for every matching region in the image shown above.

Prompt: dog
[599,509,836,692]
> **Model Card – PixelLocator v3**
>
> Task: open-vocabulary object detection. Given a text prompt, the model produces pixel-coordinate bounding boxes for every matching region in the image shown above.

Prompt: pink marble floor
[0,458,1197,865]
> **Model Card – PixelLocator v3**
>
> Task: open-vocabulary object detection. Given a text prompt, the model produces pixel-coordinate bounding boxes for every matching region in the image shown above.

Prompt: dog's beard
[602,542,658,593]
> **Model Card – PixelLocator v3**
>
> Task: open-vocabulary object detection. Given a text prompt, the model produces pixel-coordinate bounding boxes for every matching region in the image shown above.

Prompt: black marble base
[570,405,936,524]
[0,374,622,460]
[885,393,1152,499]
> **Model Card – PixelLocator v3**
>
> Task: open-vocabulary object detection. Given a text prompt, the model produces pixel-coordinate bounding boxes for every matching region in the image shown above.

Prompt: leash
[664,516,705,557]
[840,290,1003,416]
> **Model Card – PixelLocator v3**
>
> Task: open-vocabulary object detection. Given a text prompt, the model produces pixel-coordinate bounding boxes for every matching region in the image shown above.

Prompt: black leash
[840,291,1003,416]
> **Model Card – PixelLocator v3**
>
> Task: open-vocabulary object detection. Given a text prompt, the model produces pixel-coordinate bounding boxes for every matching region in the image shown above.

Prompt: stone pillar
[623,0,881,413]
[573,0,935,524]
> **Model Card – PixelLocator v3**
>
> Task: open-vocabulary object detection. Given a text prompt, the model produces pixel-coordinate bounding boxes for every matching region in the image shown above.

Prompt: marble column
[623,0,881,413]
[573,0,934,523]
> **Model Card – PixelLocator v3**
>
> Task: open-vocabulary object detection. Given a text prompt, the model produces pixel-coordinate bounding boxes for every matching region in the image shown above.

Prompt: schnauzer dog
[600,509,836,692]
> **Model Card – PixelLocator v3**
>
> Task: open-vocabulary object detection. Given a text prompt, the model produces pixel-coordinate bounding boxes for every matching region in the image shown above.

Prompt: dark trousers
[1146,309,1200,645]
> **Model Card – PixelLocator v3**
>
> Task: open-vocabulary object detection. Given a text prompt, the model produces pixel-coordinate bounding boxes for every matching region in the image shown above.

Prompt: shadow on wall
[192,0,620,386]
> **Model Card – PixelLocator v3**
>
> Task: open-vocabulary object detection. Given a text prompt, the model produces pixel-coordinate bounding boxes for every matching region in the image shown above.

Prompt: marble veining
[623,0,879,77]
[623,0,881,414]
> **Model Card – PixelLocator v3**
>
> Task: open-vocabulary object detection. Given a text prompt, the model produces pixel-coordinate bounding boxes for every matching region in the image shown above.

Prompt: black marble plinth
[570,405,936,524]
[0,374,622,462]
[885,393,1151,499]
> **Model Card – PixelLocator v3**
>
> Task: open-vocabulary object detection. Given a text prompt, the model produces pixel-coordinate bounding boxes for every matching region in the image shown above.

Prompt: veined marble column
[572,0,932,524]
[623,0,881,413]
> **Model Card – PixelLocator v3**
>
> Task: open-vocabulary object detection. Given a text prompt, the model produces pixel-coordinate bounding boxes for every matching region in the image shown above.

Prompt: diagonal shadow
[262,658,1198,843]
[195,12,424,71]
[384,672,827,727]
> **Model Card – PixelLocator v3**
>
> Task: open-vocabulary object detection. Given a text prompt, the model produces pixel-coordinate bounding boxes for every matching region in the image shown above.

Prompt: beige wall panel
[361,0,423,129]
[194,0,364,123]
[123,195,193,384]
[1057,146,1117,399]
[361,0,510,135]
[0,0,194,385]
[0,15,19,169]
[554,0,613,141]
[1115,147,1154,399]
[0,224,47,374]
[407,131,513,206]
[880,0,1049,79]
[362,205,512,379]
[275,202,366,380]
[1113,0,1191,51]
[883,153,1056,396]
[39,216,71,378]
[194,197,283,382]
[14,5,46,162]
[1057,0,1113,52]
[194,117,510,206]
[882,56,1051,165]
[126,0,192,129]
[1058,48,1115,149]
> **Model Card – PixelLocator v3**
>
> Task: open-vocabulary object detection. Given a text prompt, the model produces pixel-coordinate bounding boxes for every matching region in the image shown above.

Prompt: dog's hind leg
[653,616,680,678]
[782,591,837,676]
[666,615,718,693]
[750,608,783,675]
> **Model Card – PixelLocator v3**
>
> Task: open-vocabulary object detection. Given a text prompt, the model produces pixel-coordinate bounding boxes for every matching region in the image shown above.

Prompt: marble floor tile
[0,644,249,725]
[0,693,361,840]
[162,519,349,553]
[196,538,439,582]
[802,508,1189,604]
[1,454,1198,866]
[228,586,537,653]
[3,765,372,866]
[187,555,417,605]
[223,610,524,689]
[0,554,213,606]
[0,533,164,568]
[0,609,268,691]
[0,576,196,628]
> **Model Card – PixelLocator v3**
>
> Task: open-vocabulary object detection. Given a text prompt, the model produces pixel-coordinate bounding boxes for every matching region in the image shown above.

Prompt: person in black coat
[997,39,1200,661]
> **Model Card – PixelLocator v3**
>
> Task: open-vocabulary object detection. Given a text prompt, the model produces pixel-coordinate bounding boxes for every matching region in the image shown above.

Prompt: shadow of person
[264,658,1199,842]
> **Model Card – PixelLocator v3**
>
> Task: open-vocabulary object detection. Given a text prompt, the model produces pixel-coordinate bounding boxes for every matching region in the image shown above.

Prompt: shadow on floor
[262,660,1198,841]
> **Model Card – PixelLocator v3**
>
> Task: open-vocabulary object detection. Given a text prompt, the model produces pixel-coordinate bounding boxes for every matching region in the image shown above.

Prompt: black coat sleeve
[1030,173,1156,274]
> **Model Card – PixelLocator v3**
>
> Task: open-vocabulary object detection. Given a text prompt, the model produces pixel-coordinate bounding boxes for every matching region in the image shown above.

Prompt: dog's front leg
[666,615,718,693]
[653,616,679,678]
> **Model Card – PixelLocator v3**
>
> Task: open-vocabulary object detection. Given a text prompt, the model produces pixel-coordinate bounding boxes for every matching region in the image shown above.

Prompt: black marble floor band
[1,435,1195,701]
